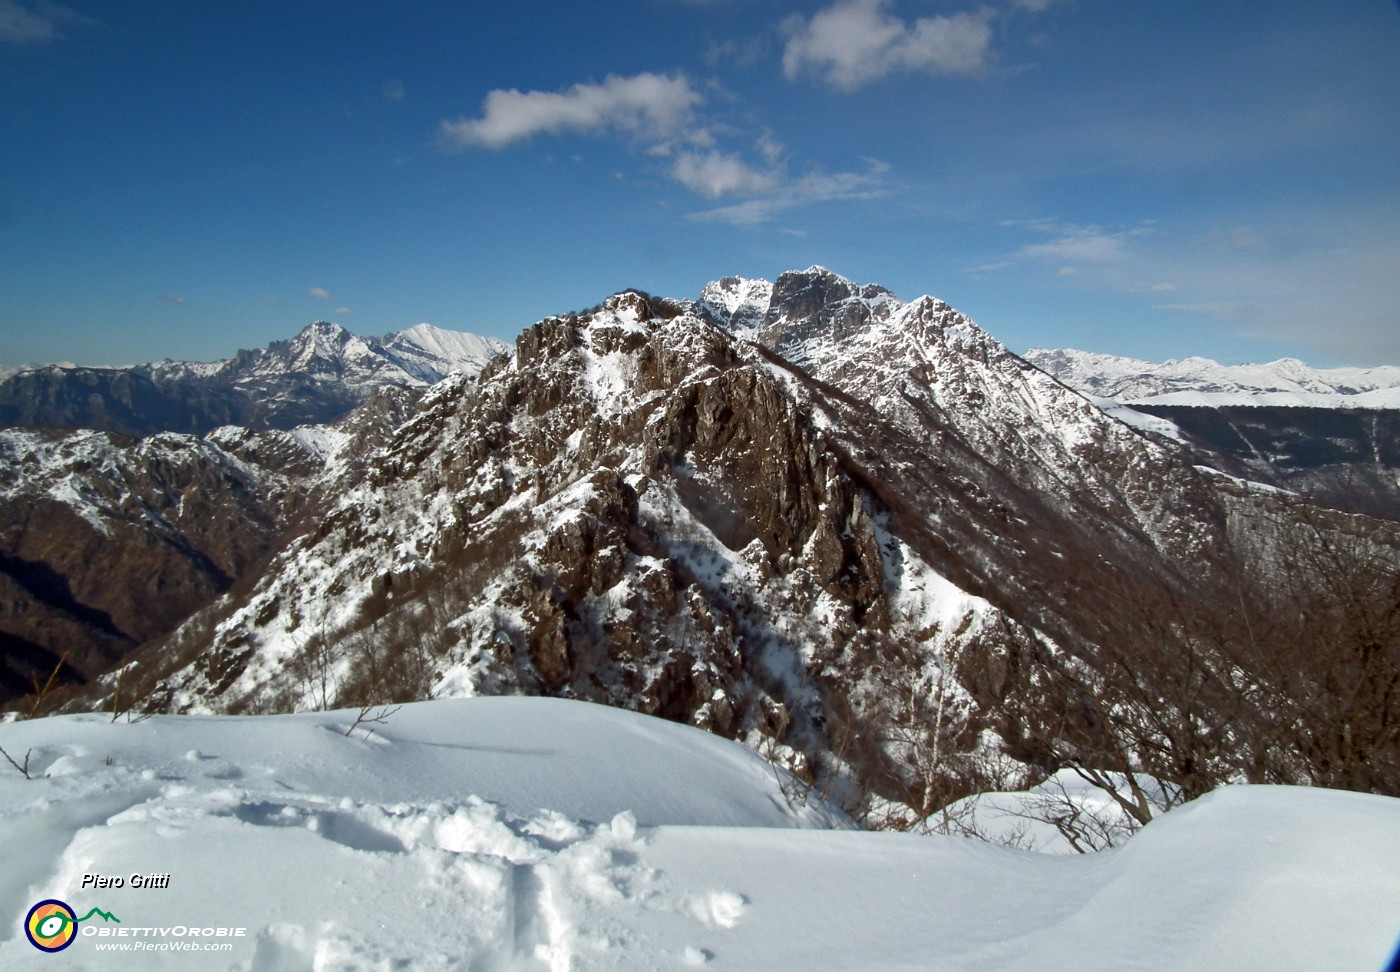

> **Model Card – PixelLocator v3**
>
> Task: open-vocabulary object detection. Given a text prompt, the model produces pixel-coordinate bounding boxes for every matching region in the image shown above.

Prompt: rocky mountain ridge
[0,383,422,705]
[7,269,1397,821]
[0,424,327,699]
[79,267,1393,821]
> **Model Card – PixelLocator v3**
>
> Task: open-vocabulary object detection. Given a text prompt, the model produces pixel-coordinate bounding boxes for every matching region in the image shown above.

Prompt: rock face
[0,322,509,437]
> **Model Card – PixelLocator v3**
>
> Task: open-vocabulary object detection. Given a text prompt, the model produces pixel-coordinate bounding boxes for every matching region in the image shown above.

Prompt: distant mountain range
[0,322,509,437]
[1026,347,1400,409]
[1023,348,1400,519]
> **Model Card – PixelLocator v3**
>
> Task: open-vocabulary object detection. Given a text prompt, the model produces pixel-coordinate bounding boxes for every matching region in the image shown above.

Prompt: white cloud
[437,68,892,220]
[703,35,769,69]
[161,294,189,305]
[440,74,802,205]
[973,220,1142,273]
[688,158,892,225]
[782,0,993,90]
[1020,225,1129,264]
[672,150,779,198]
[756,130,784,166]
[333,306,350,315]
[0,0,86,44]
[308,287,331,300]
[382,80,406,102]
[439,73,702,150]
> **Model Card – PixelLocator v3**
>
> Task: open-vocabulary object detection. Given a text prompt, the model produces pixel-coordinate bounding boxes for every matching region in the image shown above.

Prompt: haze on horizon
[1,0,1397,369]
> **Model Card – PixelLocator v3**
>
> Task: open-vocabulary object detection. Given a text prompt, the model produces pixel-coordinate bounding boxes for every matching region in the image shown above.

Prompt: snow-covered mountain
[78,267,1394,828]
[694,275,774,342]
[0,322,509,437]
[3,272,1398,968]
[380,323,511,384]
[1,697,1397,970]
[1026,347,1400,408]
[191,320,509,388]
[5,269,1397,834]
[0,385,423,707]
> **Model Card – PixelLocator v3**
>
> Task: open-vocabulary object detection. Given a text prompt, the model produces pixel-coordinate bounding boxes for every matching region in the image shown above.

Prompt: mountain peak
[791,264,847,283]
[757,269,901,364]
[696,268,987,370]
[769,268,897,311]
[301,320,349,334]
[269,321,365,375]
[288,320,354,351]
[696,276,774,340]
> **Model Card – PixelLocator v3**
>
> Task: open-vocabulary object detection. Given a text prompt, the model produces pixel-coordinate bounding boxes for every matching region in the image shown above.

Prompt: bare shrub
[344,703,401,740]
[108,664,154,724]
[0,744,32,780]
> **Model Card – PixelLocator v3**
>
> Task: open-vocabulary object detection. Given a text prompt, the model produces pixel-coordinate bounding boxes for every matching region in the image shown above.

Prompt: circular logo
[25,899,77,952]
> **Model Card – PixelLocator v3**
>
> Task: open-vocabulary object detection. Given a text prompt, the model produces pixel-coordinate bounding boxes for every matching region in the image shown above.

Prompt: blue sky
[2,0,1398,368]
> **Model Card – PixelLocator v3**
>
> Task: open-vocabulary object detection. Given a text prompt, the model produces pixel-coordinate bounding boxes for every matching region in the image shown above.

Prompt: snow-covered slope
[197,321,510,389]
[186,320,510,406]
[1027,347,1400,408]
[711,267,1230,572]
[694,276,774,342]
[381,323,511,384]
[0,375,434,709]
[0,698,1396,971]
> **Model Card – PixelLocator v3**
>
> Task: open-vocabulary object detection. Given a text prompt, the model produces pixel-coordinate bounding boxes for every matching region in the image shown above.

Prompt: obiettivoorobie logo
[24,899,120,953]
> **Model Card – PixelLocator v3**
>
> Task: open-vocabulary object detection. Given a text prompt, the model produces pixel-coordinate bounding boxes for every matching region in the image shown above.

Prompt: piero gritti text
[81,873,171,890]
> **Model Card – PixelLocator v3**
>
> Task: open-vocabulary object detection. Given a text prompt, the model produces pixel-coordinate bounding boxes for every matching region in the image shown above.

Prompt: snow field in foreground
[0,697,1397,971]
